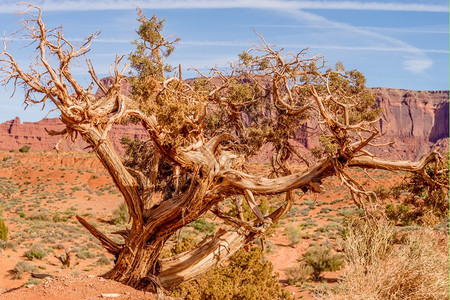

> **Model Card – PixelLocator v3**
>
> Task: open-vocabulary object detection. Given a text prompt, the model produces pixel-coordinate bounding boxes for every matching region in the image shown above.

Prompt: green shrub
[111,202,129,224]
[76,248,96,260]
[0,219,8,241]
[95,255,111,266]
[26,212,50,221]
[190,218,215,234]
[52,213,69,223]
[170,236,197,256]
[18,145,31,153]
[284,225,302,246]
[385,204,416,226]
[302,245,344,281]
[71,186,82,192]
[24,277,42,286]
[393,154,449,222]
[171,247,292,299]
[0,240,14,250]
[11,261,37,279]
[24,244,47,260]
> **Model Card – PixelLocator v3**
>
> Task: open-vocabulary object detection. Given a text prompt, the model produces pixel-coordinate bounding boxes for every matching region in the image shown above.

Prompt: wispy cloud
[280,44,448,54]
[0,0,447,13]
[248,24,450,34]
[278,8,438,74]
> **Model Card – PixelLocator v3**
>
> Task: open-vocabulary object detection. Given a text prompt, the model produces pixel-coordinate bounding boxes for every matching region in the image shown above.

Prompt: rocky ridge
[0,88,448,159]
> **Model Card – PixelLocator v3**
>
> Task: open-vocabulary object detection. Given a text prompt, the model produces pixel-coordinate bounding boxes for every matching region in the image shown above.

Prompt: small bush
[286,264,313,286]
[95,255,111,266]
[373,185,391,200]
[190,218,215,234]
[111,202,129,224]
[340,217,395,271]
[26,212,50,221]
[0,218,8,241]
[71,186,82,192]
[385,204,416,226]
[302,245,344,281]
[170,236,197,256]
[11,261,37,279]
[284,225,302,246]
[0,240,14,250]
[24,244,47,260]
[24,277,42,286]
[52,213,68,223]
[18,145,31,153]
[76,249,96,260]
[335,221,449,300]
[171,247,292,299]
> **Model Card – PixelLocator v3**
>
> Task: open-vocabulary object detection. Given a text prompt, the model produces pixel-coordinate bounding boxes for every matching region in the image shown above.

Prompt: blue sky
[0,0,448,122]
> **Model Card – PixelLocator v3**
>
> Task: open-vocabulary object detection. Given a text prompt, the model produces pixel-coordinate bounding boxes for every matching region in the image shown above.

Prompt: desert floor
[0,151,403,299]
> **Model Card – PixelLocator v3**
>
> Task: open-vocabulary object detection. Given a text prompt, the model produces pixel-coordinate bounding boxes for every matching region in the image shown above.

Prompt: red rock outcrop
[0,117,148,154]
[0,88,447,160]
[370,88,449,159]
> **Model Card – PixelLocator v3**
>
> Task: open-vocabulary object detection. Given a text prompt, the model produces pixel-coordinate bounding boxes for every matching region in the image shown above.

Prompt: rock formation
[0,88,448,159]
[0,117,148,154]
[370,88,449,159]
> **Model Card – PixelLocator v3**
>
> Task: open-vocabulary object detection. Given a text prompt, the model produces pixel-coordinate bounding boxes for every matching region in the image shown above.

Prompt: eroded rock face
[0,117,148,154]
[370,88,449,159]
[0,88,448,160]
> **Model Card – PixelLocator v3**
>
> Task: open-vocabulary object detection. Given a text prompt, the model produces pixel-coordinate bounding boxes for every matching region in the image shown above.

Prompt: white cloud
[0,1,447,13]
[402,57,433,74]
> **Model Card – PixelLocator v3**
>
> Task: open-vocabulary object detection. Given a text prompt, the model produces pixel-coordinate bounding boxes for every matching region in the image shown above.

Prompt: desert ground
[0,150,446,299]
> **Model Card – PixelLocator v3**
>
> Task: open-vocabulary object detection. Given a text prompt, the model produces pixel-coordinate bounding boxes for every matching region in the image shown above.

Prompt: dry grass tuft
[333,219,449,300]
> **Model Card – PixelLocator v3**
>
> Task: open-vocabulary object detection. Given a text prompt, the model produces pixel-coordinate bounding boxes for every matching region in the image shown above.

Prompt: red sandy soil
[0,275,157,300]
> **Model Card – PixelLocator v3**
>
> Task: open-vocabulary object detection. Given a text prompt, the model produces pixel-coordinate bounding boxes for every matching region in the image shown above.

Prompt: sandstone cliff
[0,88,447,160]
[0,117,148,154]
[370,88,449,159]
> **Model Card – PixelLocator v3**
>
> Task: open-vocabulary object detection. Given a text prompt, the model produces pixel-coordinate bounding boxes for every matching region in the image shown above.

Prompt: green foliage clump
[24,244,47,260]
[18,145,31,153]
[169,236,197,256]
[0,218,8,241]
[128,11,206,147]
[302,245,344,281]
[171,247,292,300]
[112,202,129,224]
[76,248,96,260]
[390,154,449,224]
[190,218,215,234]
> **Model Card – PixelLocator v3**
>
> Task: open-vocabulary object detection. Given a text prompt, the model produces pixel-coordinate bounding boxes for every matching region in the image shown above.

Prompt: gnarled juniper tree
[1,4,446,294]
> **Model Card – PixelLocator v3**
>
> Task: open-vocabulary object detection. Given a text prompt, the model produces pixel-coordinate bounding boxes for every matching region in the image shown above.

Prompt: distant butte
[0,88,448,160]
